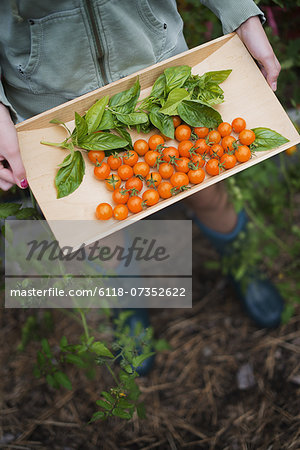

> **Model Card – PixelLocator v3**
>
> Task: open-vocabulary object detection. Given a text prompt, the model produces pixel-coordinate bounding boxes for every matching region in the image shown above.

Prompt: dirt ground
[1,210,300,450]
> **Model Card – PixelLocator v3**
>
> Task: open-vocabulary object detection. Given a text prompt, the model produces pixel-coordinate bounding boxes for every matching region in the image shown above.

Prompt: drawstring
[10,0,24,22]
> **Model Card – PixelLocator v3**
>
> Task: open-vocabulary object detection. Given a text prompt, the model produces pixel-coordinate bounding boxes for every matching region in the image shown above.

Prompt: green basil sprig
[251,127,289,151]
[55,151,85,199]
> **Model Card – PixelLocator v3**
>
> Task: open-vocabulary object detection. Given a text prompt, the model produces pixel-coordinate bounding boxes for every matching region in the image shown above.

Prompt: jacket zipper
[85,0,108,85]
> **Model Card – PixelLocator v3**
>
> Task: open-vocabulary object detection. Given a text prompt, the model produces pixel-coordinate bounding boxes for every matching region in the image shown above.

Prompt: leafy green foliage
[55,151,85,198]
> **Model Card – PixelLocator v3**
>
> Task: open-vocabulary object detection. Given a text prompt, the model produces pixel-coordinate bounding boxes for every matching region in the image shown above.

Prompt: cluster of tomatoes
[92,116,256,221]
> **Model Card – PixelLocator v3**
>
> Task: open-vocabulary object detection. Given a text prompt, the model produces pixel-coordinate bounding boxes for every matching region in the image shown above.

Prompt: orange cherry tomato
[188,167,205,184]
[239,129,256,146]
[172,115,182,128]
[206,159,220,176]
[107,153,122,170]
[94,161,110,180]
[157,181,174,199]
[112,188,130,205]
[117,164,134,181]
[142,189,160,206]
[208,130,221,145]
[209,144,224,159]
[217,122,232,137]
[194,138,210,155]
[170,172,189,188]
[162,146,179,162]
[144,150,161,168]
[148,134,164,150]
[221,135,237,152]
[159,162,174,179]
[133,161,150,178]
[88,150,105,165]
[146,172,162,188]
[191,153,205,168]
[127,195,144,213]
[235,145,251,163]
[175,124,192,142]
[178,140,194,157]
[125,176,143,192]
[134,139,149,156]
[113,204,128,220]
[194,127,209,138]
[232,117,246,133]
[220,153,237,169]
[105,173,121,191]
[123,150,139,166]
[175,157,190,173]
[96,203,113,220]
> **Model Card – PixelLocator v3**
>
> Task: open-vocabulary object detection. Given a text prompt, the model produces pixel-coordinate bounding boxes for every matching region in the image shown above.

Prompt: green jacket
[0,0,264,121]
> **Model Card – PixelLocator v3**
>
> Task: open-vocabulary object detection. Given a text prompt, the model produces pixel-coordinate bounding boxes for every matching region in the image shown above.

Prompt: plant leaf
[55,151,85,199]
[74,112,88,142]
[79,132,128,151]
[149,105,174,138]
[85,96,109,133]
[252,127,289,151]
[150,73,166,98]
[160,88,190,116]
[114,111,148,126]
[112,408,132,419]
[15,208,37,219]
[178,100,222,128]
[0,203,21,219]
[203,69,232,85]
[164,65,191,93]
[91,341,114,358]
[110,78,140,113]
[54,371,72,390]
[97,110,115,131]
[115,127,133,147]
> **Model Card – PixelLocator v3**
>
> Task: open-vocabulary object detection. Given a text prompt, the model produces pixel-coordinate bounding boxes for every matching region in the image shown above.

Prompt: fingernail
[20,178,28,189]
[272,82,277,91]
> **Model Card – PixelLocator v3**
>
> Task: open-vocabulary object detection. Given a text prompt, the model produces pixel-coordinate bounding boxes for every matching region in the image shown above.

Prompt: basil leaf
[164,65,191,93]
[178,100,222,128]
[15,208,37,219]
[115,127,133,147]
[0,203,21,219]
[149,106,174,139]
[197,85,224,106]
[252,127,289,151]
[79,132,128,151]
[85,96,109,133]
[159,88,190,116]
[114,112,148,126]
[110,78,140,113]
[74,112,88,142]
[204,69,232,85]
[55,151,85,199]
[97,110,115,131]
[150,73,166,99]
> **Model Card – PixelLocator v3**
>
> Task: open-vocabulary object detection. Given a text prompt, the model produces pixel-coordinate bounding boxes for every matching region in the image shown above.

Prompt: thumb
[6,149,28,188]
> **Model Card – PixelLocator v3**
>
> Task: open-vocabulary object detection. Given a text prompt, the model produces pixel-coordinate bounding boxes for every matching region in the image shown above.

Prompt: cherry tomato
[88,150,105,165]
[220,153,237,169]
[206,159,220,176]
[134,139,149,156]
[172,115,181,128]
[146,172,162,188]
[195,138,210,155]
[123,150,139,166]
[218,122,232,137]
[117,164,134,181]
[144,150,161,168]
[148,134,164,150]
[94,161,110,180]
[178,140,194,157]
[209,144,224,159]
[221,135,236,152]
[188,167,205,184]
[107,153,122,170]
[159,162,174,179]
[162,146,179,162]
[194,127,209,138]
[105,173,121,191]
[191,153,205,168]
[142,189,160,206]
[157,181,174,199]
[208,130,221,145]
[127,195,144,213]
[170,172,189,188]
[175,124,191,142]
[113,204,128,220]
[232,117,246,133]
[125,176,143,192]
[96,203,113,220]
[175,157,190,173]
[112,188,129,205]
[133,161,150,178]
[239,129,256,146]
[235,145,251,163]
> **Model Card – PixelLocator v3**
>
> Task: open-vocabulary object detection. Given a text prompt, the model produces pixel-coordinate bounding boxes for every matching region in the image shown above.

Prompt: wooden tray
[16,33,300,249]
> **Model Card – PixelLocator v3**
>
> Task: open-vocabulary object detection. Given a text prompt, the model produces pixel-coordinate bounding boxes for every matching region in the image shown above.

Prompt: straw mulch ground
[1,216,300,450]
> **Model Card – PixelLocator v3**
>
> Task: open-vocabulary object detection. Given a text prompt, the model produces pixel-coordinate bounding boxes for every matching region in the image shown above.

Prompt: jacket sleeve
[0,66,18,123]
[199,0,266,34]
